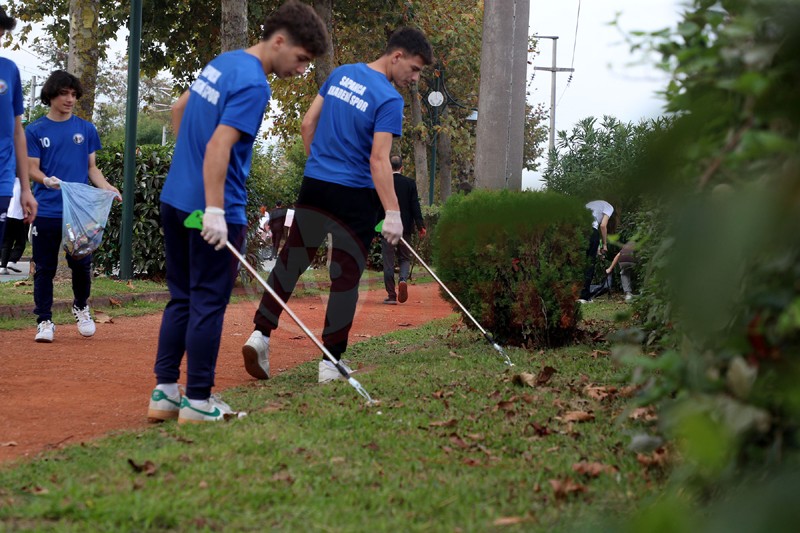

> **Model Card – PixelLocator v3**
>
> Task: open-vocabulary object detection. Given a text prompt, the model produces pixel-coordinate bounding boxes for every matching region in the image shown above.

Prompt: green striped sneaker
[147,388,182,423]
[177,394,247,424]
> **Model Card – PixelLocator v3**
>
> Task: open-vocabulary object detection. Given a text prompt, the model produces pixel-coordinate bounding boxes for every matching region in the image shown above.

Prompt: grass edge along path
[0,302,667,532]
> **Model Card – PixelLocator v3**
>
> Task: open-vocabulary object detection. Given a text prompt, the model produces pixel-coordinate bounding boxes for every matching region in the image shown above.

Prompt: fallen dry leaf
[462,457,481,467]
[128,459,157,476]
[584,385,615,401]
[429,418,458,428]
[354,333,372,338]
[126,280,134,289]
[23,485,49,495]
[496,399,517,412]
[493,516,529,526]
[549,478,587,499]
[449,433,470,449]
[449,351,464,359]
[572,461,618,478]
[362,442,380,451]
[512,372,537,387]
[14,280,30,286]
[559,411,595,423]
[272,469,295,484]
[261,401,284,413]
[94,310,113,323]
[198,480,209,489]
[398,322,412,327]
[1,441,18,447]
[535,366,557,386]
[629,407,658,422]
[108,297,122,308]
[637,447,669,469]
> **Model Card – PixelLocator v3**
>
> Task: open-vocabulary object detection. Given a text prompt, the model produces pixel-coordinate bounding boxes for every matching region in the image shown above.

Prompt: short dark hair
[385,27,433,66]
[261,0,329,58]
[40,70,83,106]
[0,7,16,31]
[390,155,403,171]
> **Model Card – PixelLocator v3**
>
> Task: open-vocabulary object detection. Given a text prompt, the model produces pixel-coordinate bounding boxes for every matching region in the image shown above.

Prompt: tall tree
[221,0,248,52]
[67,0,100,119]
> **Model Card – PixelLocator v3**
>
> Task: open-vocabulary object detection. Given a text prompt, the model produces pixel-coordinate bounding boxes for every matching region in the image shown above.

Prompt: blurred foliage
[434,190,588,347]
[606,0,800,528]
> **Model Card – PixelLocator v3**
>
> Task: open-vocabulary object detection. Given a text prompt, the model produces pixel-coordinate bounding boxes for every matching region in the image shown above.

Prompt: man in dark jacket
[382,155,425,304]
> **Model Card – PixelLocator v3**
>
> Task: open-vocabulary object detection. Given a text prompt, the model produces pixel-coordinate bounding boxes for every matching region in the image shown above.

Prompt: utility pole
[474,0,530,191]
[533,36,574,153]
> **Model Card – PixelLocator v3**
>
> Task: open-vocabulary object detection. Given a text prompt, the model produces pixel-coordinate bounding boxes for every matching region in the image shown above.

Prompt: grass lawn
[0,297,665,531]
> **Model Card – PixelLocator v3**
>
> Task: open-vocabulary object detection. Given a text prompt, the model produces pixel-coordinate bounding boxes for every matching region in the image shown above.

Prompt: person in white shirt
[579,199,614,303]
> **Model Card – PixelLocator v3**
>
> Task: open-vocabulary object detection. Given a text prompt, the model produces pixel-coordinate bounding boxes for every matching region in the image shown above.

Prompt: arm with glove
[201,125,242,250]
[370,132,402,244]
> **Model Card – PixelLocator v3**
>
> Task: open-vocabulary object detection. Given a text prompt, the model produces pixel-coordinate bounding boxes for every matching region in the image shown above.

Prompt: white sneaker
[318,359,355,384]
[177,394,247,424]
[147,387,182,423]
[242,330,270,379]
[35,320,55,343]
[625,293,634,301]
[72,305,96,337]
[0,267,9,275]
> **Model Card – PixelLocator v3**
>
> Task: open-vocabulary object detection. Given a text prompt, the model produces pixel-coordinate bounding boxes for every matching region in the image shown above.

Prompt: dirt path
[0,282,453,463]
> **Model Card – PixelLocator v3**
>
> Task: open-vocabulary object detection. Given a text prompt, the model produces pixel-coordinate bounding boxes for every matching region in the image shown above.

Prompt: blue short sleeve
[220,84,270,143]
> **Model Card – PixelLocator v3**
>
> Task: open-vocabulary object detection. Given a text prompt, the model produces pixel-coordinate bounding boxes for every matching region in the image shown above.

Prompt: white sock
[188,397,210,407]
[156,383,180,397]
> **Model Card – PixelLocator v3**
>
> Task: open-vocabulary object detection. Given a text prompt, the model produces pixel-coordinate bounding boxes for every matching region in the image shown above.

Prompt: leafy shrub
[607,1,800,525]
[434,189,588,347]
[94,144,170,278]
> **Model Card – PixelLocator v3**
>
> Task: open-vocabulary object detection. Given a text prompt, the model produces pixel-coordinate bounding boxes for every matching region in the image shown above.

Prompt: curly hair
[385,27,433,66]
[261,0,329,58]
[40,70,83,106]
[0,6,16,32]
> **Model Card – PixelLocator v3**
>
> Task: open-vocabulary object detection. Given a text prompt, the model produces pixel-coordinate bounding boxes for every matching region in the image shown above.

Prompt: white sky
[3,1,686,189]
[524,0,685,189]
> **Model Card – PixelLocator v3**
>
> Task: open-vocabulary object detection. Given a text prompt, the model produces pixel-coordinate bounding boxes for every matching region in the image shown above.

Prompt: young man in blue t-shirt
[242,27,433,384]
[148,0,329,424]
[26,70,120,343]
[0,8,37,250]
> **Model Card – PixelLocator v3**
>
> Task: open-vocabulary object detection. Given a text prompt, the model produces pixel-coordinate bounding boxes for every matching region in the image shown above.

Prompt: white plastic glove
[382,210,403,246]
[201,206,228,251]
[43,176,61,189]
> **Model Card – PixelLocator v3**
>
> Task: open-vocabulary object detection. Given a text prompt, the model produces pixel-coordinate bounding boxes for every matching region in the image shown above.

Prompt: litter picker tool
[377,221,514,367]
[185,210,377,405]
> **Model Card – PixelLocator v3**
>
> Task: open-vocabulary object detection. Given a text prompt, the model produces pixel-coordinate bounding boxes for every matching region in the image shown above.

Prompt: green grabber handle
[378,217,514,367]
[183,210,378,404]
[184,209,205,231]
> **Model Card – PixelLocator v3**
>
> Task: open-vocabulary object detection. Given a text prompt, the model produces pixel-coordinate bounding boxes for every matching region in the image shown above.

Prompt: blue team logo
[0,79,7,95]
[73,133,85,145]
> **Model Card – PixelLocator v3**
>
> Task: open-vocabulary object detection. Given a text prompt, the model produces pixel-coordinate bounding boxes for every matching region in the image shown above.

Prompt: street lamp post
[424,67,477,205]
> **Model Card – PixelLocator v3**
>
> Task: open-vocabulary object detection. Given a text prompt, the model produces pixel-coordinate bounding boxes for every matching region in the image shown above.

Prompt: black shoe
[383,297,397,305]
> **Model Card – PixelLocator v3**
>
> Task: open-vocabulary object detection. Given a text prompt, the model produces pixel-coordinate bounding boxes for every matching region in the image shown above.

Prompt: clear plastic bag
[61,181,118,259]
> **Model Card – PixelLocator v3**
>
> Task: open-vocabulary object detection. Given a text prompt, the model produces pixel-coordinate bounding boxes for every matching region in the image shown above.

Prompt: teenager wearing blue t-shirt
[147,0,329,425]
[26,70,121,343]
[243,27,433,384]
[0,8,37,251]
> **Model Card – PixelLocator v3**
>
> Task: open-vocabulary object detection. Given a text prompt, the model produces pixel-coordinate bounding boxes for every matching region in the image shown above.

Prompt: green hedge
[434,189,588,347]
[94,144,170,278]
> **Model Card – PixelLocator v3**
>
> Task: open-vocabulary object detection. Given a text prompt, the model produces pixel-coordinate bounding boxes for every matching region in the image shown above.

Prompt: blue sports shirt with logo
[304,63,404,189]
[160,50,270,225]
[26,115,101,218]
[0,57,25,197]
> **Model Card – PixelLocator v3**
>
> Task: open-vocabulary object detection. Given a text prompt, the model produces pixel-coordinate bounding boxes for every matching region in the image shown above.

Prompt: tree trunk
[221,0,248,52]
[438,124,452,203]
[67,0,100,120]
[312,0,334,88]
[410,82,430,206]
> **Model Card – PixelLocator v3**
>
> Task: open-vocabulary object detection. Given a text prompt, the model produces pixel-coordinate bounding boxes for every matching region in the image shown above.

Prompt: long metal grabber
[377,221,514,367]
[185,210,377,404]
